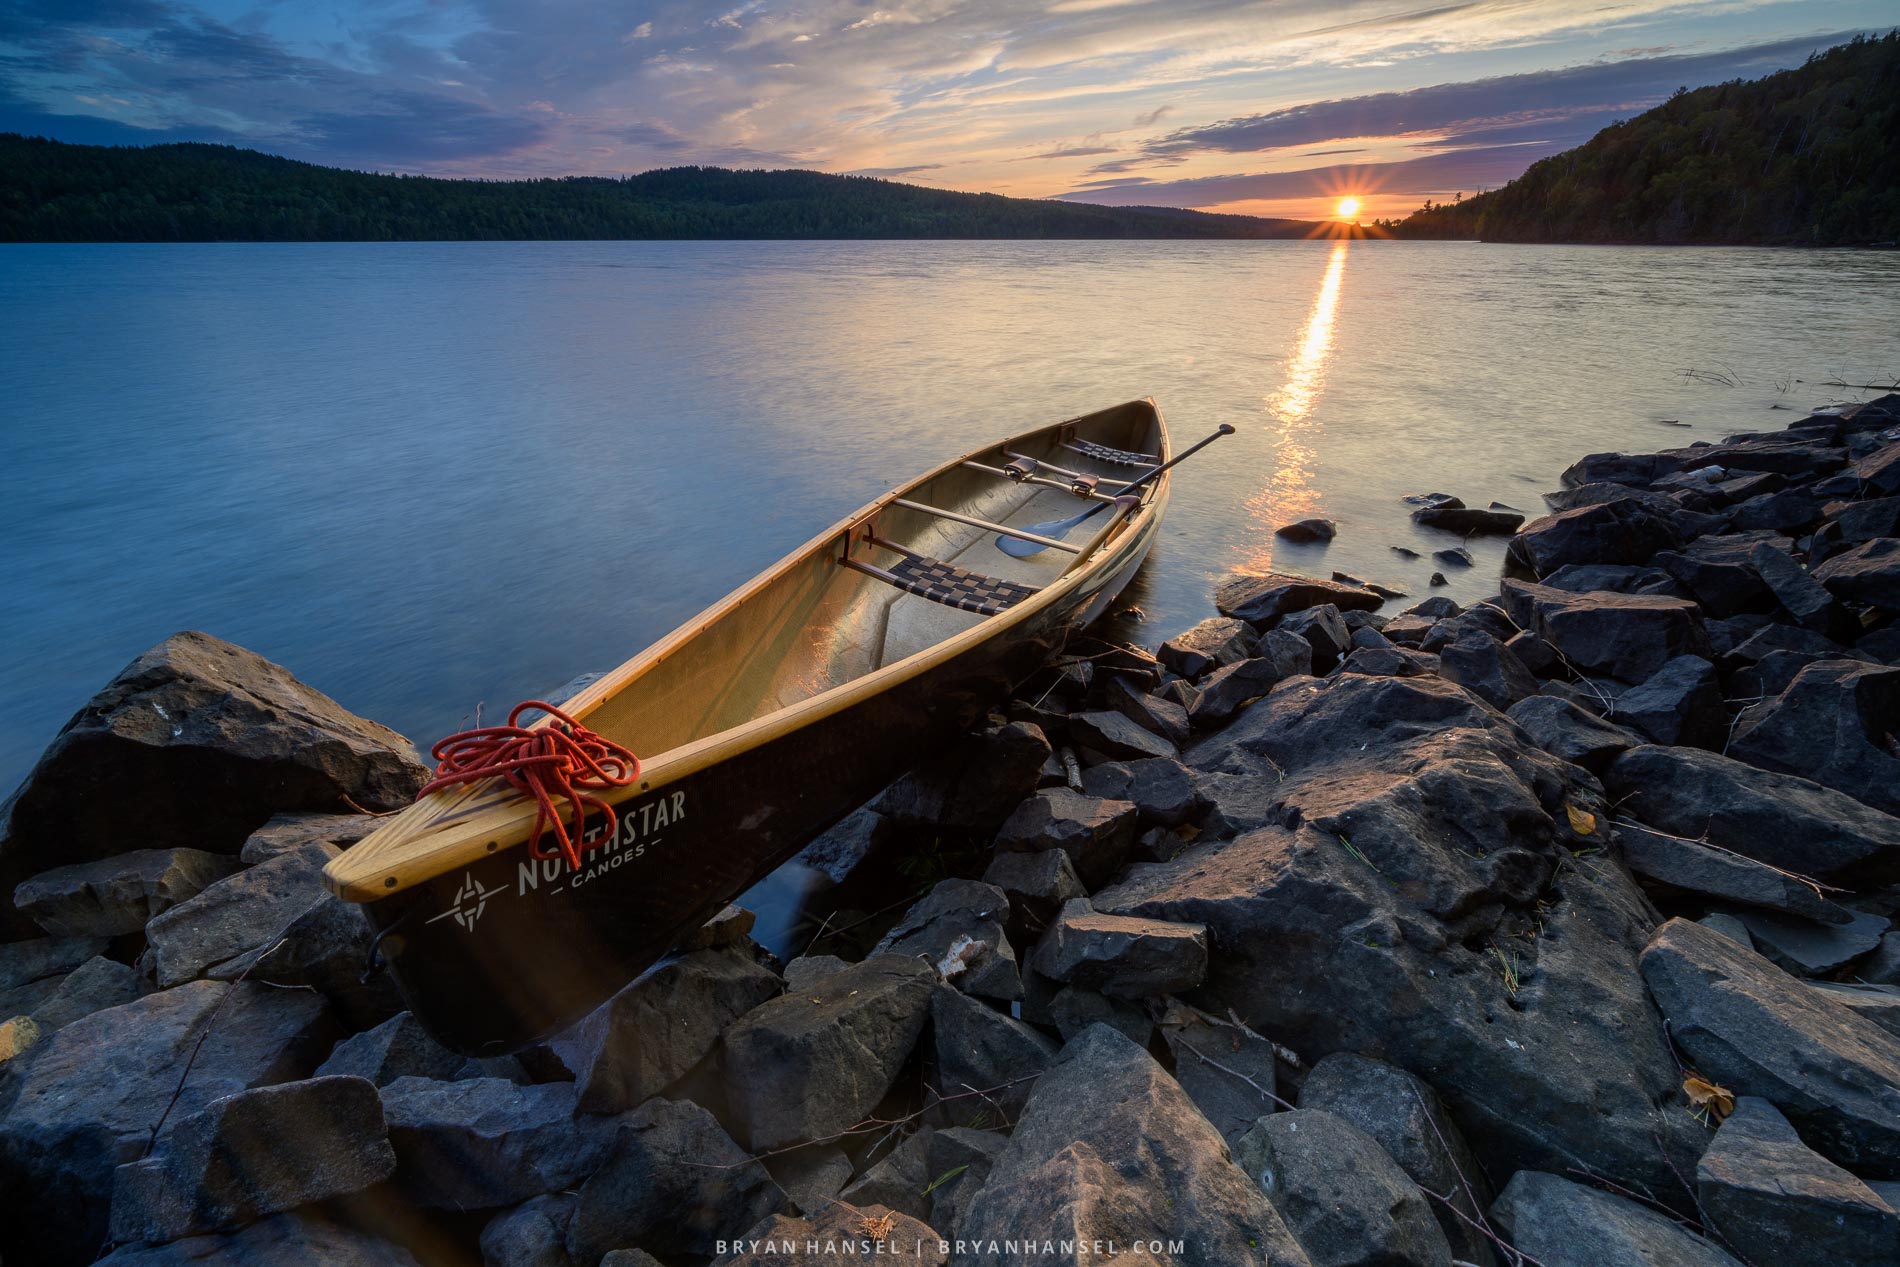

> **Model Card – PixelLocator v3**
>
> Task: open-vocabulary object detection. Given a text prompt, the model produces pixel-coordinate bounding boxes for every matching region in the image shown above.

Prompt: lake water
[3,240,1897,795]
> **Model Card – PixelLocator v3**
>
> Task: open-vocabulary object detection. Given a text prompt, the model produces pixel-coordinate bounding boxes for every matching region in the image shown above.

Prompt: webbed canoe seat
[1063,439,1158,467]
[843,535,1041,617]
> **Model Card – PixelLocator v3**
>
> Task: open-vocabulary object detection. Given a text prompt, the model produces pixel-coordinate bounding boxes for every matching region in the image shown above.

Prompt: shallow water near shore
[2,239,1897,796]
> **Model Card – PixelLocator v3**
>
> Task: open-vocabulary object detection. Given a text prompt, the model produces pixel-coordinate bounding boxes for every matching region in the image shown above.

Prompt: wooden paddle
[996,423,1236,557]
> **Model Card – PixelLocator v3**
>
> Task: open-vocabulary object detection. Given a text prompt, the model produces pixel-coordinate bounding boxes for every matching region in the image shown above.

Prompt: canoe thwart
[889,497,1083,553]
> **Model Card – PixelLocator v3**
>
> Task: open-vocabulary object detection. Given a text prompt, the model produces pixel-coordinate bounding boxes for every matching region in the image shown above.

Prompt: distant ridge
[0,135,1340,243]
[1390,32,1899,246]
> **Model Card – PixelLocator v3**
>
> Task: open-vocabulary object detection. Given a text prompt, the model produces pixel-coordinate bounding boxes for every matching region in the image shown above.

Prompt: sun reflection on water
[1242,240,1349,573]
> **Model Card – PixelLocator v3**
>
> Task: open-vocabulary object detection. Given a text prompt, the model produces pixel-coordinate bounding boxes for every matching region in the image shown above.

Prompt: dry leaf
[1565,803,1597,836]
[1683,1074,1735,1121]
[857,1212,897,1240]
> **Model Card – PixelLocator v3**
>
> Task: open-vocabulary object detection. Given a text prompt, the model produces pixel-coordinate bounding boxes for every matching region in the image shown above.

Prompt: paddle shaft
[1067,422,1237,528]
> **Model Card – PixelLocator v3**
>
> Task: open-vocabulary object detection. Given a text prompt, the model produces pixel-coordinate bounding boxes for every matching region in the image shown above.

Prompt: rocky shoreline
[2,393,1899,1267]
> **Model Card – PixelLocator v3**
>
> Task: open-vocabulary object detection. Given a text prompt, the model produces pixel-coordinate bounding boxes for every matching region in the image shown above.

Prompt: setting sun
[1336,196,1362,220]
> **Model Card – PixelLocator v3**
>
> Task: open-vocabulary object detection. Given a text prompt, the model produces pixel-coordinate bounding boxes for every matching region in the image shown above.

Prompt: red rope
[419,701,641,870]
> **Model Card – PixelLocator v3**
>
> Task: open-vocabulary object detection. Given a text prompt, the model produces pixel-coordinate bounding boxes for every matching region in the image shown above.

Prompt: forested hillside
[1392,32,1898,246]
[0,137,1316,242]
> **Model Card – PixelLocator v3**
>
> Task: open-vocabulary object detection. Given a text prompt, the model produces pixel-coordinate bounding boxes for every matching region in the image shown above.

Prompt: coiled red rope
[419,701,641,870]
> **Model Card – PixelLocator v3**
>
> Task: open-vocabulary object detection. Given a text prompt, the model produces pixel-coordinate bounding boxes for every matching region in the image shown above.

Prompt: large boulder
[1214,572,1383,625]
[0,632,427,936]
[0,980,333,1264]
[143,842,337,987]
[380,1076,613,1209]
[567,1097,783,1262]
[1492,1171,1741,1266]
[553,947,782,1114]
[1506,498,1684,579]
[12,848,238,937]
[1607,655,1726,749]
[1639,918,1900,1174]
[949,1025,1312,1267]
[723,955,935,1150]
[1114,673,1705,1198]
[1727,660,1900,817]
[1499,580,1711,684]
[1604,744,1900,883]
[1698,1096,1899,1267]
[1235,1109,1452,1267]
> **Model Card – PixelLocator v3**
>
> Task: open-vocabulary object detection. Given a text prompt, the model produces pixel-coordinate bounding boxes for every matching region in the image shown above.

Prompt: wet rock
[144,841,336,987]
[1617,822,1855,925]
[1280,604,1353,673]
[94,1212,424,1267]
[1431,547,1472,569]
[981,848,1086,940]
[1491,1171,1741,1267]
[1728,660,1900,817]
[13,848,238,938]
[1731,908,1889,976]
[1031,902,1207,998]
[568,1097,784,1262]
[872,721,1052,836]
[1605,743,1900,882]
[1429,571,1448,586]
[1215,571,1383,625]
[553,947,784,1113]
[1561,451,1687,488]
[1606,654,1726,748]
[1300,1053,1495,1266]
[381,1076,611,1209]
[949,1025,1312,1267]
[1639,917,1900,1173]
[927,1127,1008,1234]
[316,1011,463,1086]
[1500,580,1711,684]
[1157,616,1257,679]
[723,955,935,1150]
[1505,696,1643,771]
[31,955,147,1028]
[1068,708,1176,762]
[768,1145,853,1215]
[993,789,1138,888]
[1413,505,1523,534]
[109,1075,395,1244]
[1161,1008,1280,1146]
[715,1203,944,1266]
[0,980,332,1263]
[929,985,1058,1126]
[0,632,427,937]
[874,879,1021,1001]
[1506,497,1684,578]
[840,1125,935,1220]
[1438,629,1540,711]
[1699,1096,1899,1267]
[1103,675,1190,747]
[1236,1109,1452,1267]
[479,1194,576,1267]
[238,810,378,864]
[1079,756,1203,829]
[1276,517,1336,542]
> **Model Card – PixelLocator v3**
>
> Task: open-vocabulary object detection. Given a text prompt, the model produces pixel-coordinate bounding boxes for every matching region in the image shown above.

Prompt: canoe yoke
[842,533,1041,618]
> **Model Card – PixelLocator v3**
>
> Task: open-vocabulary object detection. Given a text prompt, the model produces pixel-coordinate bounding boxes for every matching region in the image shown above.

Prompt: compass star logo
[426,873,504,931]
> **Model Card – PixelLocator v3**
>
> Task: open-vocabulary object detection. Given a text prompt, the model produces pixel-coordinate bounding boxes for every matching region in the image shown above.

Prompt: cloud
[847,162,945,177]
[1132,103,1172,126]
[1060,144,1554,207]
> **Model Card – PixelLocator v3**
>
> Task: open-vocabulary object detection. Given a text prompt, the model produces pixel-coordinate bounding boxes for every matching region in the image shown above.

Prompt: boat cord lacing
[418,701,641,871]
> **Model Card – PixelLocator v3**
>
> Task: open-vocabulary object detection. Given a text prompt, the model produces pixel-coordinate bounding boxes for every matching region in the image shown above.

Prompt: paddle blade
[995,514,1085,557]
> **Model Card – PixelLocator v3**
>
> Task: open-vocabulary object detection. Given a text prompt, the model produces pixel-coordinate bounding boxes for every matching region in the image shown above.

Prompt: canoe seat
[883,554,1041,616]
[1065,439,1158,467]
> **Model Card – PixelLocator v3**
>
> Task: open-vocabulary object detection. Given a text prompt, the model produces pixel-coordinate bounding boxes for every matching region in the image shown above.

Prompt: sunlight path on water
[1242,239,1349,573]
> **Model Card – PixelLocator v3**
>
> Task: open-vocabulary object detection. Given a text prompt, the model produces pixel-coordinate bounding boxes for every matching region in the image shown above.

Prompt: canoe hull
[365,507,1163,1054]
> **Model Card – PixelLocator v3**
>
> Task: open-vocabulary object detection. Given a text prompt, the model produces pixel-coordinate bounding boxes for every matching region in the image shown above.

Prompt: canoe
[325,398,1173,1054]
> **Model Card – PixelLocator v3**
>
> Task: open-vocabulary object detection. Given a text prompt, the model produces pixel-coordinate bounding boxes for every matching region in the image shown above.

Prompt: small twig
[339,794,399,817]
[1172,1038,1296,1111]
[1608,815,1845,898]
[143,937,288,1156]
[1422,1187,1545,1267]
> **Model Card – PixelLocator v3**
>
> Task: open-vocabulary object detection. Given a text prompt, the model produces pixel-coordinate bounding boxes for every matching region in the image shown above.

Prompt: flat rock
[94,1212,423,1267]
[144,841,337,987]
[1160,1007,1280,1146]
[1505,695,1643,771]
[1157,616,1256,679]
[1729,660,1900,817]
[723,954,935,1150]
[1236,1108,1452,1267]
[1215,571,1383,625]
[1617,821,1854,924]
[1068,708,1177,762]
[1491,1171,1741,1267]
[1500,579,1711,684]
[1030,902,1207,998]
[0,932,110,991]
[1607,654,1726,748]
[1699,1096,1899,1267]
[1506,497,1684,578]
[568,1097,783,1262]
[380,1076,614,1209]
[980,848,1086,941]
[1640,917,1900,1173]
[1413,505,1523,534]
[1816,537,1900,613]
[13,848,239,937]
[1812,982,1900,1039]
[554,947,783,1113]
[992,789,1138,888]
[1079,757,1204,829]
[1732,907,1889,976]
[30,954,147,1029]
[949,1025,1312,1267]
[873,879,1021,1001]
[238,810,379,864]
[315,1010,463,1086]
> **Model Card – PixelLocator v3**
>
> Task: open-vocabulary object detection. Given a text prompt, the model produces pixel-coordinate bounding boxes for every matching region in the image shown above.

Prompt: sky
[0,1,1888,221]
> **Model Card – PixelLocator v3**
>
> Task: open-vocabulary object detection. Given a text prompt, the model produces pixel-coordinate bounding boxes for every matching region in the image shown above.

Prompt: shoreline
[0,391,1897,1265]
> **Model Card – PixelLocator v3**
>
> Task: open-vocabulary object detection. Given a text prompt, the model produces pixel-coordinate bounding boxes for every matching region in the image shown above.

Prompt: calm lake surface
[3,240,1897,795]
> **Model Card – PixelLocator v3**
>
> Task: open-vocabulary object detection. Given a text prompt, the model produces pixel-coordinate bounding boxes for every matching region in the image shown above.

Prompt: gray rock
[1215,571,1384,625]
[109,1075,395,1244]
[1751,542,1847,631]
[1862,932,1900,985]
[927,1127,1008,1236]
[315,1011,469,1086]
[239,811,379,865]
[1507,498,1687,580]
[1505,695,1644,771]
[1492,1171,1741,1267]
[206,886,401,1028]
[1816,537,1900,613]
[1300,1053,1496,1266]
[1069,709,1177,762]
[1812,982,1900,1039]
[783,953,851,991]
[0,980,333,1264]
[795,806,892,884]
[872,721,1052,836]
[555,947,783,1113]
[992,789,1138,888]
[1189,655,1299,725]
[1157,617,1257,679]
[1728,660,1900,818]
[479,1194,576,1267]
[1048,985,1151,1046]
[568,1097,783,1262]
[1414,505,1523,534]
[723,955,935,1150]
[1640,917,1900,1173]
[1499,580,1711,684]
[929,984,1057,1125]
[1078,757,1204,829]
[768,1145,853,1215]
[144,842,337,987]
[1276,516,1337,542]
[380,1076,614,1209]
[13,848,239,937]
[1104,675,1191,747]
[1279,604,1353,673]
[1161,1008,1280,1146]
[0,631,428,939]
[31,955,147,1029]
[875,879,1021,1001]
[1700,912,1755,947]
[1438,630,1541,711]
[1699,1096,1899,1267]
[981,848,1087,940]
[950,1025,1310,1266]
[94,1212,423,1267]
[1607,655,1726,748]
[1733,907,1889,976]
[0,932,110,991]
[840,1125,935,1220]
[1617,821,1856,924]
[1031,902,1207,998]
[1236,1108,1452,1267]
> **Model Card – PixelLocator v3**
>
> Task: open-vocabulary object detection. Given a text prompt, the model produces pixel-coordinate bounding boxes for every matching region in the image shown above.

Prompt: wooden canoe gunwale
[326,400,1169,904]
